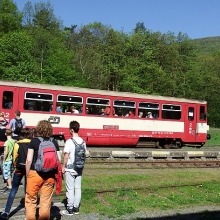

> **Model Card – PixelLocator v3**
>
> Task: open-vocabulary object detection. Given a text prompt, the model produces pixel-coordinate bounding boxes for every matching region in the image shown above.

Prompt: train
[0,80,210,149]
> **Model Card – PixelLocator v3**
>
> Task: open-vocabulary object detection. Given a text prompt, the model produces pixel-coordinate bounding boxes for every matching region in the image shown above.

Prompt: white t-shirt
[63,136,86,173]
[73,109,79,114]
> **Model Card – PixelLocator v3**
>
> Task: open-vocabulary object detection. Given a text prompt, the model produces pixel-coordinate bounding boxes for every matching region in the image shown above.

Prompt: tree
[0,0,22,35]
[22,1,61,32]
[0,31,37,82]
[22,1,64,81]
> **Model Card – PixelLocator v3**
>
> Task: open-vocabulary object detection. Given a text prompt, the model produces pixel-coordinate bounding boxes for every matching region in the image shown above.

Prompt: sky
[13,0,220,39]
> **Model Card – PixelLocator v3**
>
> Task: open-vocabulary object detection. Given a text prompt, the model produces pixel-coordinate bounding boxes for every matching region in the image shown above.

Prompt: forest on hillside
[1,0,220,127]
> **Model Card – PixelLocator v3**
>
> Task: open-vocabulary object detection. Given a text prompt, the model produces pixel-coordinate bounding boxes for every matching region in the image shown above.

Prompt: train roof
[0,80,207,104]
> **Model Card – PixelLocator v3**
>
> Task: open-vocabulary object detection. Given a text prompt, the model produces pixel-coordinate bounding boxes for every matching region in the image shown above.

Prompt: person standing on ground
[61,120,87,216]
[25,120,61,220]
[0,128,32,220]
[9,110,26,141]
[0,129,15,194]
[0,112,8,142]
[0,112,8,188]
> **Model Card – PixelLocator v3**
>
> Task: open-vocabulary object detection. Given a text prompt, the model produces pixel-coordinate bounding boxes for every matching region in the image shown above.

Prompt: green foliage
[193,36,220,55]
[0,31,37,81]
[0,0,22,35]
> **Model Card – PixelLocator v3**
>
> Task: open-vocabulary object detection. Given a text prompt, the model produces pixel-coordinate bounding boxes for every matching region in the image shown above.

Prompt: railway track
[86,159,220,168]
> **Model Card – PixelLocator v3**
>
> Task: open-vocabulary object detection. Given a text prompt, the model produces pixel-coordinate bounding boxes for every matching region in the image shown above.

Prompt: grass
[205,127,220,146]
[59,164,220,218]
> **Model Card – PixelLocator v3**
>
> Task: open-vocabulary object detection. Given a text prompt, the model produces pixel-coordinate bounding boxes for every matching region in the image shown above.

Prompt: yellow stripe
[188,151,204,155]
[152,151,170,156]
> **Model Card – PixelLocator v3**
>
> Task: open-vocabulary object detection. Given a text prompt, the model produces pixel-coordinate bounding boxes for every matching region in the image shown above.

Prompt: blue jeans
[5,171,26,214]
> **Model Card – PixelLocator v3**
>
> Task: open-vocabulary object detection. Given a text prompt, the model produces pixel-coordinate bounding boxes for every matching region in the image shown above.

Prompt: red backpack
[35,137,58,172]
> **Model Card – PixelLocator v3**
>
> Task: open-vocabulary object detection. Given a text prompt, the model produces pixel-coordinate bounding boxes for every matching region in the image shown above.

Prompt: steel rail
[86,160,220,164]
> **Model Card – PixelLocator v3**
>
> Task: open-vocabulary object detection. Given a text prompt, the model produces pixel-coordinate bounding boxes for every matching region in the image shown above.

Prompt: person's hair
[30,128,37,137]
[15,110,21,117]
[69,120,80,133]
[5,129,12,136]
[19,128,32,140]
[70,106,75,110]
[0,112,5,117]
[36,120,53,137]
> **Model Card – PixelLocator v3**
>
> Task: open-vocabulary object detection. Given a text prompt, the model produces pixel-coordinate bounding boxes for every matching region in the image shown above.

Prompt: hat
[147,112,152,115]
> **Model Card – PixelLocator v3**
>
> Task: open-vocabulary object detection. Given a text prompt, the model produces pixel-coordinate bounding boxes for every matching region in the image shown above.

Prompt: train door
[195,105,208,143]
[184,104,197,143]
[0,86,20,122]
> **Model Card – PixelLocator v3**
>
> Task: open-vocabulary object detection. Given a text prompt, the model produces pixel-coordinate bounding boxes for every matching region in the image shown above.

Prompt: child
[0,129,15,193]
[0,128,32,220]
[61,120,87,216]
[0,111,8,142]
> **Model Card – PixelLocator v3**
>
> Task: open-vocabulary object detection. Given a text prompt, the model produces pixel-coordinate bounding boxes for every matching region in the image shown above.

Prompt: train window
[24,92,53,111]
[163,105,181,111]
[200,106,206,121]
[86,98,110,115]
[162,104,181,120]
[113,100,136,117]
[138,102,159,118]
[57,95,83,113]
[188,107,194,121]
[25,92,53,100]
[57,95,82,103]
[2,91,13,109]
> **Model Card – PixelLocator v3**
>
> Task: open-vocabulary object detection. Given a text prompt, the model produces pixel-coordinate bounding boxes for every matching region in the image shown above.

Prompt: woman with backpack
[25,120,61,220]
[61,120,87,216]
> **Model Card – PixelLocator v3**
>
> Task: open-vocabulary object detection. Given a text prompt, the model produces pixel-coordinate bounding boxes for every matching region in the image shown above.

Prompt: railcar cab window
[138,102,159,118]
[200,106,206,120]
[188,107,194,121]
[86,98,110,115]
[162,104,181,120]
[113,100,136,117]
[24,92,53,111]
[2,91,13,109]
[57,95,83,113]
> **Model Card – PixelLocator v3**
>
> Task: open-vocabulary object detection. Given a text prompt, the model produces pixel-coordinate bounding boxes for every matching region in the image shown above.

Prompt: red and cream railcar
[0,80,210,148]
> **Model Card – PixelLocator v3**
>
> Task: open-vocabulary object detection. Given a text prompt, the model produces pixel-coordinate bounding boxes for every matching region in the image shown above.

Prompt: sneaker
[0,212,9,220]
[2,188,11,194]
[73,207,79,215]
[0,186,8,192]
[61,210,73,216]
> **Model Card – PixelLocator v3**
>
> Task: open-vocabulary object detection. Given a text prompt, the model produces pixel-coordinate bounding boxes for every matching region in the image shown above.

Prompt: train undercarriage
[136,137,204,149]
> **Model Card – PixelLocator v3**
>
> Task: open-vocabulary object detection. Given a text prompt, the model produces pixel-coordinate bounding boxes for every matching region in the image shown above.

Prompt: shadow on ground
[135,210,220,220]
[0,200,62,220]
